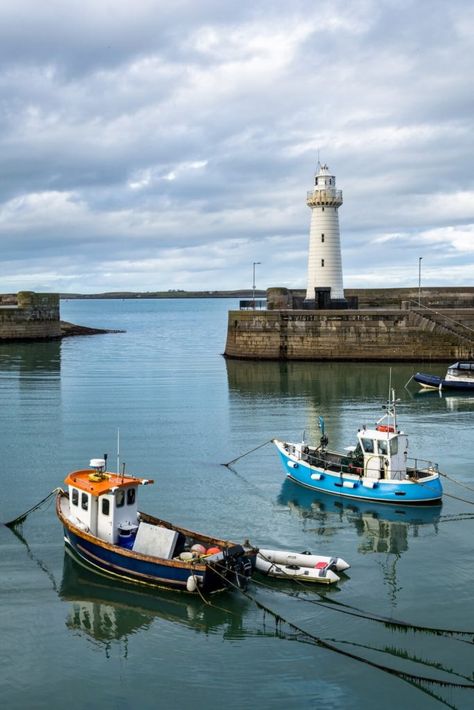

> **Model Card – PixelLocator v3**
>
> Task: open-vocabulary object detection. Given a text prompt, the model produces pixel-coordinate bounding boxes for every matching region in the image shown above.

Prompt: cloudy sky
[0,0,473,294]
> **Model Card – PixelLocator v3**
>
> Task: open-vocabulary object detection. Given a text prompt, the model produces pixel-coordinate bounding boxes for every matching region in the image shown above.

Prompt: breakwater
[224,305,474,361]
[0,292,61,340]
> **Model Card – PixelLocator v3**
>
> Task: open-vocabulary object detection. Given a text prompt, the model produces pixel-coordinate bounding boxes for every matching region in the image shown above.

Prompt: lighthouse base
[305,288,349,310]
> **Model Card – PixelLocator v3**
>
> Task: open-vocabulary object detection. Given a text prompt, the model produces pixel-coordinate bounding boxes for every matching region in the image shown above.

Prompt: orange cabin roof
[64,469,154,496]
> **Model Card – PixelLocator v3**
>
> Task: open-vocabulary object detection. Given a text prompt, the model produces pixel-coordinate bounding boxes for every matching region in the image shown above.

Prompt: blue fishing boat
[273,392,443,505]
[414,361,474,391]
[56,458,255,594]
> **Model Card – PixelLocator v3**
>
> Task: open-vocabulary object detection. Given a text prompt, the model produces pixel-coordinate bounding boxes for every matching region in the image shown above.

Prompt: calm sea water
[1,299,473,709]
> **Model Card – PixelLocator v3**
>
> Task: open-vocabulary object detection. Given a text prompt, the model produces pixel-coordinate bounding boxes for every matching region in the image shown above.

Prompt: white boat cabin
[445,361,474,383]
[64,459,153,543]
[354,425,408,481]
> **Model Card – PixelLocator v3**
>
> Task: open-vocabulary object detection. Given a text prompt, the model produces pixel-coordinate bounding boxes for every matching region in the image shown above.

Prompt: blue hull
[414,372,474,391]
[278,478,443,523]
[63,526,205,591]
[276,448,443,505]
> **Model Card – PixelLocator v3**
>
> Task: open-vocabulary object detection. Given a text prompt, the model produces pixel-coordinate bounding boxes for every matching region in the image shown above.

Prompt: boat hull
[57,493,254,594]
[274,442,443,505]
[414,372,474,391]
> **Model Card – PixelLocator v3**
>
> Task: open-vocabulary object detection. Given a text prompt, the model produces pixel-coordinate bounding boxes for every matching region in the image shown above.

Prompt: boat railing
[406,458,439,478]
[302,449,362,477]
[297,447,438,481]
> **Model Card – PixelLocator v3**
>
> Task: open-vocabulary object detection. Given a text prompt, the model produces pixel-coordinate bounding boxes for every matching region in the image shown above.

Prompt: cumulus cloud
[0,0,472,293]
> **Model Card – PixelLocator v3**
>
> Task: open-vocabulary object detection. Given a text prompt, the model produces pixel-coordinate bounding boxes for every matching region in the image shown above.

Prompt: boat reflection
[278,478,441,556]
[413,388,474,412]
[59,550,254,652]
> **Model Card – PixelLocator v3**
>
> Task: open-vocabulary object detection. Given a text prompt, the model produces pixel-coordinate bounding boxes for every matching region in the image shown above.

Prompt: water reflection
[0,340,61,375]
[413,389,474,412]
[59,551,254,653]
[225,359,420,399]
[278,478,441,557]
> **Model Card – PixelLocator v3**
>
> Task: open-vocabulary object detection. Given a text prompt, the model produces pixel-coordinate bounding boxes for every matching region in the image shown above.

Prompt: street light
[418,257,423,306]
[252,261,261,309]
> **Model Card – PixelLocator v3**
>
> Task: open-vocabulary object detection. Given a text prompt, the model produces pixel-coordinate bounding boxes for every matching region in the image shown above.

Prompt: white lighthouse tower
[305,162,345,305]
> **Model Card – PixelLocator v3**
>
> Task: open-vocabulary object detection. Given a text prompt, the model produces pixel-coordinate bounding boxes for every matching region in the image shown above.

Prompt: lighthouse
[305,163,346,306]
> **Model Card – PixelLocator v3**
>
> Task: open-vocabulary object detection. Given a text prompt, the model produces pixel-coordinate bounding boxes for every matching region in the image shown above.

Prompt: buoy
[180,551,194,561]
[186,575,198,592]
[191,543,206,555]
[206,546,221,555]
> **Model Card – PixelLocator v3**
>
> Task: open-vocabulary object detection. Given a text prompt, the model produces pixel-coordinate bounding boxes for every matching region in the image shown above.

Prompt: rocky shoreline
[60,321,125,337]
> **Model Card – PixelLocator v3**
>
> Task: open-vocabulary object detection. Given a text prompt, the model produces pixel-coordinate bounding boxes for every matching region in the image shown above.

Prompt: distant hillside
[60,290,267,300]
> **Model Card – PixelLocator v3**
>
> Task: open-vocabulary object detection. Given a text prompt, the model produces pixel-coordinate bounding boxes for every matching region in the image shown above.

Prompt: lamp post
[252,261,261,309]
[418,257,422,306]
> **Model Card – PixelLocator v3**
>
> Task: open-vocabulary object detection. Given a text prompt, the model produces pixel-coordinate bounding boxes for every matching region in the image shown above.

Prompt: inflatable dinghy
[256,548,350,585]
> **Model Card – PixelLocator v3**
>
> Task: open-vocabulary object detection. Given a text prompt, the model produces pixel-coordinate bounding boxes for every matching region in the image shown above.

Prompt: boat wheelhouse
[273,392,443,505]
[56,458,255,594]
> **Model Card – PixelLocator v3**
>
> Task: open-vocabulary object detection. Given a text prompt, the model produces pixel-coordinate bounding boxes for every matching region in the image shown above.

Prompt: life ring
[88,472,108,482]
[376,425,395,433]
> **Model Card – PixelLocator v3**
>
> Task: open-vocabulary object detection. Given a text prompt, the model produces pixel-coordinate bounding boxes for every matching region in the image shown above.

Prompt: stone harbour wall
[224,308,474,361]
[0,292,61,340]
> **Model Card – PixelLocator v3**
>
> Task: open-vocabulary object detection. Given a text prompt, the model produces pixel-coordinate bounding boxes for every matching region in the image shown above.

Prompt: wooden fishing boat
[414,361,474,391]
[273,391,443,505]
[56,458,256,594]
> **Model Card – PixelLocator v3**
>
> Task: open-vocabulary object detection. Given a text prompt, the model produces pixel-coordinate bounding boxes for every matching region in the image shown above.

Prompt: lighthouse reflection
[278,478,441,557]
[59,551,253,654]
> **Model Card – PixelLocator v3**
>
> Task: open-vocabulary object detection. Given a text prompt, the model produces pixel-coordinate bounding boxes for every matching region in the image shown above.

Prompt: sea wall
[224,308,474,361]
[0,292,61,340]
[267,287,474,310]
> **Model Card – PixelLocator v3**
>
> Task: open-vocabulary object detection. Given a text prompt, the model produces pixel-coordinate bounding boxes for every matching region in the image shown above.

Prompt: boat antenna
[121,462,126,481]
[116,428,120,475]
[103,453,108,471]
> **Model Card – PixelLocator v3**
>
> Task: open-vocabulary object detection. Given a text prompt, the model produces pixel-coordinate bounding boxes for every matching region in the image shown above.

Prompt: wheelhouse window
[390,438,398,456]
[378,440,388,456]
[127,488,136,506]
[81,492,89,511]
[116,489,125,508]
[361,438,374,453]
[71,488,79,507]
[102,498,110,516]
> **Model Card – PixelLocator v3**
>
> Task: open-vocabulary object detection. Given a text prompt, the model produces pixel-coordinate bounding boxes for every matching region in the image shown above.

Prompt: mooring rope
[325,637,474,684]
[209,561,474,692]
[442,490,474,507]
[222,439,272,467]
[253,550,474,639]
[8,525,59,592]
[439,471,474,494]
[4,488,61,528]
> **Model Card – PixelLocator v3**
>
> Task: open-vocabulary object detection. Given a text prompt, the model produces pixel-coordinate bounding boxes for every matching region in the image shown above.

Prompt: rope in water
[208,561,474,691]
[4,489,61,528]
[439,471,474,494]
[222,440,272,467]
[254,550,474,639]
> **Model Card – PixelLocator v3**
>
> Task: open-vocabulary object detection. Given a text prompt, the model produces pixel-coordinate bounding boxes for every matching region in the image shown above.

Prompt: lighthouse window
[102,498,110,516]
[321,234,325,242]
[127,488,136,505]
[321,259,325,267]
[81,492,89,511]
[116,489,125,508]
